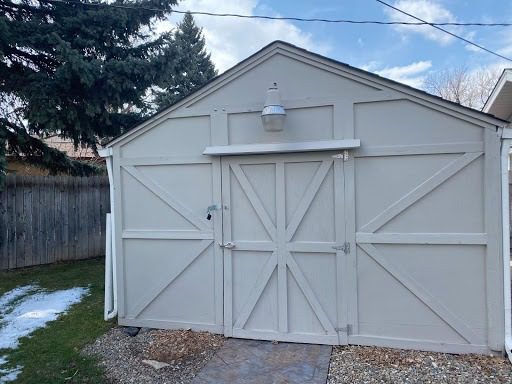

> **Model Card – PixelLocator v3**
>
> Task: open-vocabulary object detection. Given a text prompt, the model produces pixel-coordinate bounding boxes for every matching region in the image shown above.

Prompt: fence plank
[15,176,25,268]
[62,177,69,262]
[47,177,55,265]
[92,177,101,256]
[24,177,34,267]
[79,178,87,259]
[71,177,79,260]
[87,178,94,258]
[55,176,63,261]
[7,176,16,269]
[34,176,43,266]
[0,175,109,270]
[0,179,8,270]
[42,177,50,265]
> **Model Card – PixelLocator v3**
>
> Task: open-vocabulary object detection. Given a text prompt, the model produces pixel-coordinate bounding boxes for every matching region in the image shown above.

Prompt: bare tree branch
[424,66,501,110]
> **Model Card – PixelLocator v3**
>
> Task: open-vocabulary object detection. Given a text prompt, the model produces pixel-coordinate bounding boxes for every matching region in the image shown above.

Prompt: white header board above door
[203,139,360,156]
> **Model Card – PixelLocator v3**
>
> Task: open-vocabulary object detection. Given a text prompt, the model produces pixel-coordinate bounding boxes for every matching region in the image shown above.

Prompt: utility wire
[376,0,512,62]
[40,0,512,27]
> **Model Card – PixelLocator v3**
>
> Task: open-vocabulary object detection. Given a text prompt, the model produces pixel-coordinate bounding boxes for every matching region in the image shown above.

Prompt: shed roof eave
[483,69,512,118]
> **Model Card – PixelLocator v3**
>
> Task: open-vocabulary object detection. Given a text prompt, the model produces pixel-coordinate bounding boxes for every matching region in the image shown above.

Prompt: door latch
[218,241,236,249]
[335,324,352,334]
[332,242,350,254]
[206,204,219,220]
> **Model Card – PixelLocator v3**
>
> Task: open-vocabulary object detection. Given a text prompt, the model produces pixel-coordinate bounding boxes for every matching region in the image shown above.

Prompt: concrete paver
[191,338,332,384]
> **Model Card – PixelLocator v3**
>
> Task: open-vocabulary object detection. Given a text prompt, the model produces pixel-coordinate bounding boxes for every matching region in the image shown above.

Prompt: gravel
[328,345,512,384]
[83,327,224,384]
[85,328,512,383]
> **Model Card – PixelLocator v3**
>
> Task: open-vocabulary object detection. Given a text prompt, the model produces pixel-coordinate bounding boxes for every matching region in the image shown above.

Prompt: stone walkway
[191,338,332,384]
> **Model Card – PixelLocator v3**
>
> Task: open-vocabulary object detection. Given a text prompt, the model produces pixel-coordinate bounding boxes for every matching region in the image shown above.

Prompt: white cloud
[384,0,457,45]
[365,60,433,88]
[497,30,512,57]
[157,0,330,73]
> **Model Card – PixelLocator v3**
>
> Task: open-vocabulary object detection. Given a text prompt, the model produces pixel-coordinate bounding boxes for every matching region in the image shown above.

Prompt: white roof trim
[203,139,361,156]
[98,148,112,158]
[106,41,506,149]
[483,69,512,113]
[502,127,512,139]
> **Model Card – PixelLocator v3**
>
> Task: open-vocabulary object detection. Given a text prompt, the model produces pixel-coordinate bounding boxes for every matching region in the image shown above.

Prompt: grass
[0,258,115,384]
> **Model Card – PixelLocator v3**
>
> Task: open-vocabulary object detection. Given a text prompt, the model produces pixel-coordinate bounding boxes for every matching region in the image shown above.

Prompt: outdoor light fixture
[261,82,286,132]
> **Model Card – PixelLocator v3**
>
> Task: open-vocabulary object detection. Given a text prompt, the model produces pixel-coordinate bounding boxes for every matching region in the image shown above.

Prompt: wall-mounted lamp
[261,82,286,132]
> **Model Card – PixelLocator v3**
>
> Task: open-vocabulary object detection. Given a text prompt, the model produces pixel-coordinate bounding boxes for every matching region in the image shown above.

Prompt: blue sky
[165,0,512,89]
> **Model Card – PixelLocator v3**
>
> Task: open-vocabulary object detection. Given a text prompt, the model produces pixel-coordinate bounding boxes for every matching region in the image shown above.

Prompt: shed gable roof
[107,41,506,148]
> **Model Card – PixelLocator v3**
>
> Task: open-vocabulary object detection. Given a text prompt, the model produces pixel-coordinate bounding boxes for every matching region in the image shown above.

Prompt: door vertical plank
[276,161,288,333]
[343,155,358,336]
[484,129,504,350]
[221,158,233,337]
[212,157,224,328]
[334,158,348,344]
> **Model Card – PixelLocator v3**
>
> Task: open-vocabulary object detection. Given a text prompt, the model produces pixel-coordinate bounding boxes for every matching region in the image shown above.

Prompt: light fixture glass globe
[261,112,286,132]
[261,83,286,132]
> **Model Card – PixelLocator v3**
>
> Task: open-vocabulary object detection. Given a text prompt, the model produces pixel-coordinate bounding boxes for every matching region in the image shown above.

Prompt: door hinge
[332,242,350,254]
[332,150,350,161]
[335,324,352,334]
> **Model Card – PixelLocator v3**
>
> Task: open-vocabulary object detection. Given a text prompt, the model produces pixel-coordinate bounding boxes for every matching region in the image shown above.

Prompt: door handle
[219,241,236,249]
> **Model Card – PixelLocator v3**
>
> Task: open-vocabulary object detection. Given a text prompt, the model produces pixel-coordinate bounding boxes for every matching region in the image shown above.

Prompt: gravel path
[328,346,512,383]
[83,327,223,384]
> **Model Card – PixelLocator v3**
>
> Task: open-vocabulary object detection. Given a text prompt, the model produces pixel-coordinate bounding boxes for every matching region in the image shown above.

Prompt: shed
[100,41,511,355]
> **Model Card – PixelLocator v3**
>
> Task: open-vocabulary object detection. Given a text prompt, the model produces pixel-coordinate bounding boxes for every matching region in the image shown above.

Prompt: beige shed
[100,41,512,356]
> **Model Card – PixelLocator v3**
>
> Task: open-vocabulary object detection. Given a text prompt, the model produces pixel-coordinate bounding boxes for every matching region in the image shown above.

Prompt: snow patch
[0,285,89,382]
[0,285,38,311]
[0,361,22,383]
[0,286,89,349]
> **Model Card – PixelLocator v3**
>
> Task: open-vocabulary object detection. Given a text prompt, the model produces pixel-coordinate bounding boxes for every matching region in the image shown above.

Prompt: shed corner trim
[98,147,113,158]
[203,139,361,156]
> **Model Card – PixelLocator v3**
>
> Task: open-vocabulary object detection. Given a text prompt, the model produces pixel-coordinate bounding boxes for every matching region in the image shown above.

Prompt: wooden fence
[0,175,110,270]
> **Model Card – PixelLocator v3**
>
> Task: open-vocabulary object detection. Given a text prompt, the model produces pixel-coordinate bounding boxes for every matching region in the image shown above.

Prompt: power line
[376,0,512,62]
[41,0,512,27]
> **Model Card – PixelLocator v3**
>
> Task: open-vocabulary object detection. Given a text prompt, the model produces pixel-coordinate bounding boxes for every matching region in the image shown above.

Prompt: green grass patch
[0,258,115,383]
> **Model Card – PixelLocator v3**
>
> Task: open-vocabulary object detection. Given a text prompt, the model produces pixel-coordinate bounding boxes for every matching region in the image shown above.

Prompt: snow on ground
[0,286,37,310]
[0,285,89,382]
[0,356,21,384]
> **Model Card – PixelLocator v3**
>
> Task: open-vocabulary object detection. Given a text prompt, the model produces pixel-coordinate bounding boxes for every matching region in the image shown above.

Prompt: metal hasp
[335,325,352,334]
[219,242,236,249]
[332,242,350,254]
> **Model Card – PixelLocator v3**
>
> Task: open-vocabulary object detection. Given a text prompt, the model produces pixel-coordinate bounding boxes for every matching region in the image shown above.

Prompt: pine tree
[0,0,179,183]
[155,12,217,108]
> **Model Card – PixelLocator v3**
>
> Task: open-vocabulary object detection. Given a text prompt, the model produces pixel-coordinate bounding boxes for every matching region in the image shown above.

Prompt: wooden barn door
[221,152,350,345]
